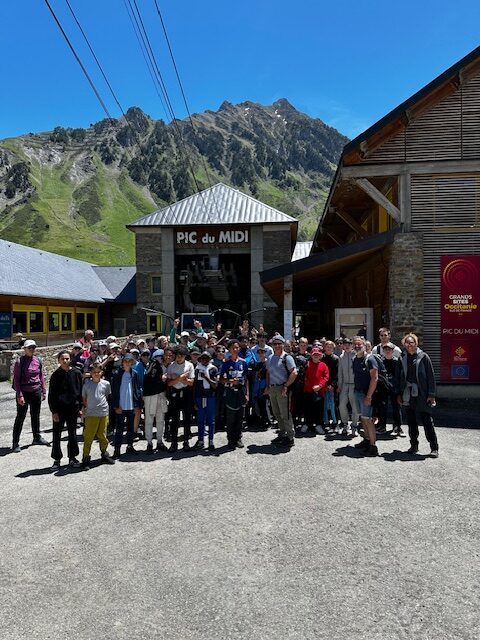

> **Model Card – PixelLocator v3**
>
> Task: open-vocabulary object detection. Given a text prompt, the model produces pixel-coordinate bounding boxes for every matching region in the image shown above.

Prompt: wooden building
[261,46,480,383]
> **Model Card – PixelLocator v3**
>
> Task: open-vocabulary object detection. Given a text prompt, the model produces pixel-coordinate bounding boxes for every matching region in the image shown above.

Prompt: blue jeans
[323,389,337,424]
[196,397,216,441]
[114,409,135,449]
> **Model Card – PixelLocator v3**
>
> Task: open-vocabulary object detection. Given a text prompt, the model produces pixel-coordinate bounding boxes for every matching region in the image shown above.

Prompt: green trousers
[83,416,109,458]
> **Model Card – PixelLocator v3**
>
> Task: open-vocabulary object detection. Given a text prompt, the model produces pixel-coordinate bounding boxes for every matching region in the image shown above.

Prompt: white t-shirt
[167,360,195,389]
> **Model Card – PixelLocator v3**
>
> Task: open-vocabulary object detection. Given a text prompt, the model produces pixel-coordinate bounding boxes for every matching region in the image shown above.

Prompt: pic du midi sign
[175,226,250,248]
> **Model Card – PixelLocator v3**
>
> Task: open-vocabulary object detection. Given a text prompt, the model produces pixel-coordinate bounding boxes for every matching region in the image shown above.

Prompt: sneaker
[101,451,115,464]
[208,441,215,452]
[68,458,81,468]
[33,436,51,447]
[11,445,21,453]
[227,442,236,450]
[364,445,378,457]
[169,443,178,453]
[193,440,204,450]
[236,439,245,448]
[146,443,154,454]
[343,426,351,436]
[376,426,387,435]
[335,424,342,434]
[397,427,406,438]
[133,435,140,443]
[183,441,191,451]
[430,450,439,458]
[300,424,308,434]
[156,441,168,452]
[274,436,294,448]
[82,457,91,471]
[315,425,325,435]
[354,439,370,450]
[407,445,419,454]
[51,460,61,471]
[350,428,357,437]
[271,434,286,444]
[125,445,137,455]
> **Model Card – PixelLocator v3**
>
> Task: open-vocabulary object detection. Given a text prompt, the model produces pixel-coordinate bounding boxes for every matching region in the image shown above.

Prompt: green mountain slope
[0,100,348,264]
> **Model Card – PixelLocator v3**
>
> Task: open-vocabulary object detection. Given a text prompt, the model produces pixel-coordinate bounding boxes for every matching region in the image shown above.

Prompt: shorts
[355,391,373,419]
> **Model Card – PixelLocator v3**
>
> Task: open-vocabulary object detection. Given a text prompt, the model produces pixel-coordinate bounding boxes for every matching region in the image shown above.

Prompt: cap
[127,339,136,345]
[311,347,322,355]
[200,351,212,360]
[106,336,116,343]
[72,342,83,349]
[24,339,37,348]
[130,348,139,354]
[136,339,146,345]
[343,338,352,344]
[109,343,120,349]
[152,349,164,359]
[122,353,135,361]
[190,348,201,355]
[181,331,189,337]
[141,348,151,356]
[271,335,285,343]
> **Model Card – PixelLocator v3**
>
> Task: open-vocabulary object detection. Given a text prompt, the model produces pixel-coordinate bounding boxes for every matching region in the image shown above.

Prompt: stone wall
[388,232,424,343]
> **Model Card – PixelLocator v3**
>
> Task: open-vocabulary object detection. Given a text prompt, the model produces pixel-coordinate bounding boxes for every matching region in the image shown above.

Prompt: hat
[383,342,395,350]
[181,331,189,337]
[109,343,120,349]
[136,339,146,345]
[122,352,135,361]
[130,348,139,354]
[24,339,37,348]
[196,332,207,339]
[152,349,164,359]
[271,335,285,343]
[106,336,116,343]
[188,329,197,335]
[311,347,322,355]
[343,338,352,344]
[200,351,212,360]
[190,348,201,355]
[127,339,136,345]
[141,348,151,356]
[72,342,83,349]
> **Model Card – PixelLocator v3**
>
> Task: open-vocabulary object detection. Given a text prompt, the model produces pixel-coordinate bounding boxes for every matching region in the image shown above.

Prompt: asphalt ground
[0,382,479,640]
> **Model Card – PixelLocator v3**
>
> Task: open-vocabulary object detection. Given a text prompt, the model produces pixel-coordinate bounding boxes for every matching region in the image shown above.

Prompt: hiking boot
[101,451,115,464]
[271,434,286,445]
[193,440,204,450]
[397,427,406,438]
[82,457,91,471]
[112,448,121,459]
[125,445,137,455]
[69,458,81,468]
[354,439,370,450]
[51,460,61,471]
[208,441,215,452]
[11,445,21,453]
[407,445,419,454]
[364,445,378,457]
[236,439,245,448]
[315,425,325,435]
[33,436,50,447]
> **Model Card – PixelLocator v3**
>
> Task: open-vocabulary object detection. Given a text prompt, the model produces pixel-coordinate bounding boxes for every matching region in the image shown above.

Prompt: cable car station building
[128,183,297,331]
[262,46,480,385]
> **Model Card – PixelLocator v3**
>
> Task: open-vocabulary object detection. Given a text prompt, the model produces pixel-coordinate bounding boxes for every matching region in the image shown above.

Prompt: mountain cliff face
[0,100,348,264]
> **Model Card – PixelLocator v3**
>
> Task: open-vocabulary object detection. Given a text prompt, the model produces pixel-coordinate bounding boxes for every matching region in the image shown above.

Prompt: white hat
[24,339,37,348]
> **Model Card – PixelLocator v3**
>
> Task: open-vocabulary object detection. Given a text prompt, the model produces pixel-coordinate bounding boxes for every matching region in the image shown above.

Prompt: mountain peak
[273,98,298,113]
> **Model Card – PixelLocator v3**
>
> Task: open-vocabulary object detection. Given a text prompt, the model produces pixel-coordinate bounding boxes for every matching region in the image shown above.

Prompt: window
[150,275,162,295]
[62,313,72,331]
[147,314,162,333]
[49,312,60,332]
[86,313,95,330]
[29,312,44,334]
[75,308,98,333]
[13,312,27,334]
[76,313,85,331]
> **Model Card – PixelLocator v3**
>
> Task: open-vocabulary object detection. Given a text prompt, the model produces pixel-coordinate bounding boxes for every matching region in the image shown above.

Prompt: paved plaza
[0,383,479,640]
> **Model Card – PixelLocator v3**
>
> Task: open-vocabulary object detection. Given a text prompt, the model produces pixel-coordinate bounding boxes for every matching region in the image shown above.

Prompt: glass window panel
[147,316,157,332]
[86,313,95,330]
[49,312,60,332]
[62,313,72,331]
[29,312,44,333]
[151,276,162,294]
[13,312,27,333]
[76,313,85,331]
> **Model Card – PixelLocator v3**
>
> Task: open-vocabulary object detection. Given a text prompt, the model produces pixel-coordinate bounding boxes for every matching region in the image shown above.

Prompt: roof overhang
[261,228,399,304]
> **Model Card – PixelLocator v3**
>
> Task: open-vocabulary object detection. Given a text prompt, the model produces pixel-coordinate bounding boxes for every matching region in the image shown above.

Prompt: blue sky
[1,1,479,140]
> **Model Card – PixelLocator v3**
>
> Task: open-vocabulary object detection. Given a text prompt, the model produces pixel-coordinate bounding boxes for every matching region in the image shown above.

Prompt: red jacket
[303,360,329,394]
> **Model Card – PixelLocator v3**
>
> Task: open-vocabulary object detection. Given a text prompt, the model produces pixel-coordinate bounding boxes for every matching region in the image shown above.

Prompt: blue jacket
[111,367,142,410]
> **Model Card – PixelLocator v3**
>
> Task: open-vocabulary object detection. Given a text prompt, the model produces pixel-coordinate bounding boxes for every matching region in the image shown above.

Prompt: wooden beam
[398,173,411,230]
[355,178,401,222]
[342,158,480,179]
[335,209,368,238]
[326,231,343,247]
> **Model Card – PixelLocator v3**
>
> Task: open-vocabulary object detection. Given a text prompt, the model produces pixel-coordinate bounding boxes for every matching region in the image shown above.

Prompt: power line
[126,0,215,223]
[152,0,222,220]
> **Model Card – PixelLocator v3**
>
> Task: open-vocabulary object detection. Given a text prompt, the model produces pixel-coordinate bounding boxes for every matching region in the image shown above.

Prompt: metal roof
[128,182,297,228]
[0,239,135,303]
[92,267,137,303]
[292,241,313,261]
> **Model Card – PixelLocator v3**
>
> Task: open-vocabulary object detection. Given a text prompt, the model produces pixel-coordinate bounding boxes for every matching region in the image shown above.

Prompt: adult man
[220,338,249,450]
[373,328,402,358]
[48,350,83,470]
[12,339,49,452]
[352,336,379,456]
[337,338,359,436]
[266,335,297,448]
[167,345,195,451]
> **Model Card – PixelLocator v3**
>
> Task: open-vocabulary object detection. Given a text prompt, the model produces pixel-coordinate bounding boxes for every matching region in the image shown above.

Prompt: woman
[398,333,439,457]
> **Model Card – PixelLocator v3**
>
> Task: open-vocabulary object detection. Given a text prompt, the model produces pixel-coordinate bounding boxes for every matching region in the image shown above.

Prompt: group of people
[10,322,439,470]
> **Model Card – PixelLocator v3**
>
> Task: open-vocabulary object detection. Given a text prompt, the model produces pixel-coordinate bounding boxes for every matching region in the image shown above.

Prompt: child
[193,352,218,451]
[111,353,142,458]
[82,364,115,469]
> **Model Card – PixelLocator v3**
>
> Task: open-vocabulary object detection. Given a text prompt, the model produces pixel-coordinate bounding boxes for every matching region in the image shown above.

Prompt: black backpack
[369,354,393,404]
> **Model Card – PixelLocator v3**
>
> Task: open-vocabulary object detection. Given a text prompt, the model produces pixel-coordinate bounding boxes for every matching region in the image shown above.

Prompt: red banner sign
[440,256,480,383]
